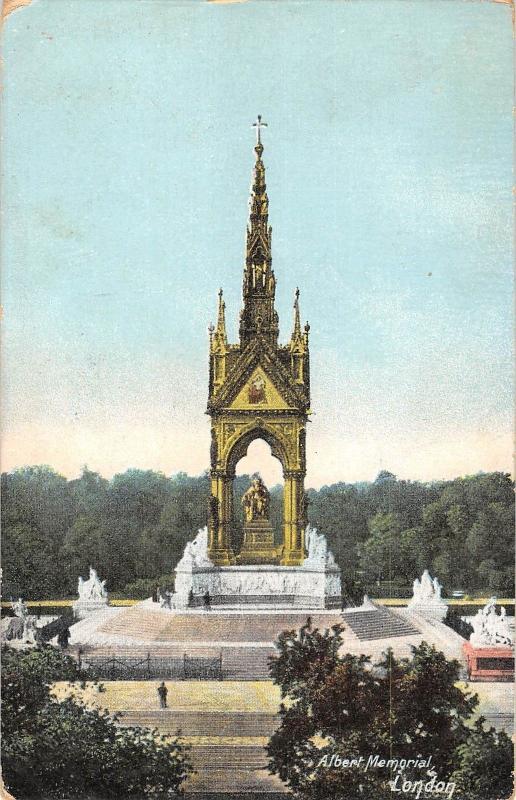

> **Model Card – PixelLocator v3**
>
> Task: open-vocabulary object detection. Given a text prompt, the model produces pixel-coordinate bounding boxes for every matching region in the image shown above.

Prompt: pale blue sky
[2,0,513,486]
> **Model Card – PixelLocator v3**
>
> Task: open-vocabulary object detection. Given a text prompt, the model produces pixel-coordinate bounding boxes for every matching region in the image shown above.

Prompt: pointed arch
[224,422,291,477]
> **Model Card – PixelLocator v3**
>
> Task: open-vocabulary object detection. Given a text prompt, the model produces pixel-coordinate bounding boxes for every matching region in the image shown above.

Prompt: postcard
[1,2,513,799]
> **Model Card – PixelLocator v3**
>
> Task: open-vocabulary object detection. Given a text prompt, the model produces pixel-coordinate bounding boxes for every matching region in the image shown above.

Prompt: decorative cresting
[207,117,310,567]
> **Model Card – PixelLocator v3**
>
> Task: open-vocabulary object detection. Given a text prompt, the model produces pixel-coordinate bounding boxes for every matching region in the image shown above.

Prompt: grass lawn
[52,680,282,713]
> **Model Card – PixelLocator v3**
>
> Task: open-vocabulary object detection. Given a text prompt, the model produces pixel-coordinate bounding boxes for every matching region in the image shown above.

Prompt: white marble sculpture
[10,598,38,644]
[470,597,513,648]
[73,567,108,620]
[78,567,108,601]
[12,597,28,619]
[361,594,377,610]
[407,569,447,622]
[23,615,38,644]
[303,525,336,567]
[172,523,341,611]
[160,590,173,610]
[176,527,214,569]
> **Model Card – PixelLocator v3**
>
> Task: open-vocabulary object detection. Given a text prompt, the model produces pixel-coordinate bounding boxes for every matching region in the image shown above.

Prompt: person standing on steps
[157,681,168,709]
[57,626,70,650]
[203,590,212,612]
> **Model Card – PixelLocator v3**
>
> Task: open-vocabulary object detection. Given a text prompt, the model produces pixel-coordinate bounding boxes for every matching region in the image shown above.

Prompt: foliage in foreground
[1,645,191,799]
[267,624,513,800]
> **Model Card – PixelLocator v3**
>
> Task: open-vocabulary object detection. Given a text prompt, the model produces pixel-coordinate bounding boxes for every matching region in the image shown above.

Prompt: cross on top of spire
[252,115,267,145]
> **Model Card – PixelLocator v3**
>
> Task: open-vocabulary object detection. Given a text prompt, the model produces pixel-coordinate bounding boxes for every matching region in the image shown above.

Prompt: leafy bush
[2,645,191,799]
[267,622,513,800]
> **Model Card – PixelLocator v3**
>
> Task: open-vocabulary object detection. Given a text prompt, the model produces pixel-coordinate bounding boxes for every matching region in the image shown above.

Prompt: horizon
[2,0,513,489]
[2,459,512,492]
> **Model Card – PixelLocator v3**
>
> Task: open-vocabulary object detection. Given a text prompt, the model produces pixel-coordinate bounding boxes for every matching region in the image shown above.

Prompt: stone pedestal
[406,571,447,622]
[73,599,108,621]
[237,518,280,565]
[406,599,447,623]
[173,563,341,610]
[463,641,514,682]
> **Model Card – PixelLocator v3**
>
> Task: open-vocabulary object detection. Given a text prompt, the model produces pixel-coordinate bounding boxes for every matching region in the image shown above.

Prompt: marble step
[185,768,286,794]
[188,745,269,769]
[88,607,340,644]
[118,710,278,737]
[341,609,420,641]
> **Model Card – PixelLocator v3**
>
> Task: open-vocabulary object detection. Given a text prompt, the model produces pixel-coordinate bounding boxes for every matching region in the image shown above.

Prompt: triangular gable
[210,336,308,412]
[229,365,290,411]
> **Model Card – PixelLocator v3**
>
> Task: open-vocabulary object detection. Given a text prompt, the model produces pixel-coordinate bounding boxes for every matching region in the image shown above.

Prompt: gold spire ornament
[207,119,310,567]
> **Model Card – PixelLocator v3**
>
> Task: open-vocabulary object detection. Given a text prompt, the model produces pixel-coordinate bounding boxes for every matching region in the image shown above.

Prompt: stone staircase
[190,744,268,771]
[118,710,279,737]
[185,744,286,794]
[341,606,420,641]
[92,606,341,644]
[222,647,276,680]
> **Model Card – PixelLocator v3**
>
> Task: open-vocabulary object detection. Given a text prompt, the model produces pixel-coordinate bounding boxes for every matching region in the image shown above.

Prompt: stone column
[209,470,235,565]
[281,470,305,565]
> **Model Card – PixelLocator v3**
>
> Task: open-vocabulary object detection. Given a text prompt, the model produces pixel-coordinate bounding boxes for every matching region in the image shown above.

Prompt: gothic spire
[247,115,271,258]
[240,116,278,348]
[216,288,227,342]
[292,288,302,340]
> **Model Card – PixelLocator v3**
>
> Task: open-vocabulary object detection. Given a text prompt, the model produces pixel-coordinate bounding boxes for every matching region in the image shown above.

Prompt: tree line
[1,466,513,600]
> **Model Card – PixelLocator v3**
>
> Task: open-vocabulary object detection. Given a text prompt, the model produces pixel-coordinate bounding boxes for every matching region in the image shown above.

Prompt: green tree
[107,469,173,529]
[267,624,512,800]
[1,520,53,599]
[60,516,103,595]
[466,503,514,594]
[68,466,109,516]
[2,645,191,799]
[1,467,513,598]
[308,483,370,582]
[1,467,77,599]
[450,720,513,800]
[357,512,419,584]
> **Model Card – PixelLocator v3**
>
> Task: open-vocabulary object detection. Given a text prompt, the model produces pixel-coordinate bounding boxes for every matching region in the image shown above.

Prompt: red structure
[463,641,514,682]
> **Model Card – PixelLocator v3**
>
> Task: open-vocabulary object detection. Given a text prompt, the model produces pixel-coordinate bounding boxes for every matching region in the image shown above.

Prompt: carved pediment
[208,336,308,412]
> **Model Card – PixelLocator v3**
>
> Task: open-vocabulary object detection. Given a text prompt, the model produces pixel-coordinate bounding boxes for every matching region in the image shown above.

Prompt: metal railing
[77,650,223,681]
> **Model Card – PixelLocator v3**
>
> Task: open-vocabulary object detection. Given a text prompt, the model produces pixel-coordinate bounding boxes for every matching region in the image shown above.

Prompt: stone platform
[237,518,280,565]
[68,602,344,650]
[72,599,108,621]
[59,600,488,796]
[66,599,467,674]
[173,564,342,610]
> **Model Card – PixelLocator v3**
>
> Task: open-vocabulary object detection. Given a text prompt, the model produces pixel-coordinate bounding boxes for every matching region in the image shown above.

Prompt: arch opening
[233,438,284,553]
[209,422,306,566]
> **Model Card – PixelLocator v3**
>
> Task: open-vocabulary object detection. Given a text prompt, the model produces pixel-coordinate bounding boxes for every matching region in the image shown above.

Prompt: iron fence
[77,650,223,681]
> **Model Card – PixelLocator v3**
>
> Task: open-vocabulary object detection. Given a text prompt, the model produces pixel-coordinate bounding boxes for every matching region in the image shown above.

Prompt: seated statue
[242,476,270,523]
